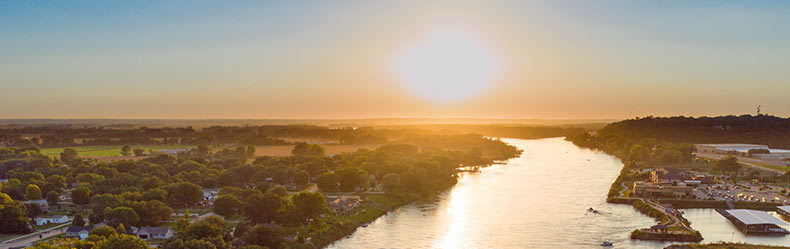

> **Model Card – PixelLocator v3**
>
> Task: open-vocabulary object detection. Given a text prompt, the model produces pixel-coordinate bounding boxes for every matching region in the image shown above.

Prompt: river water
[327,138,790,248]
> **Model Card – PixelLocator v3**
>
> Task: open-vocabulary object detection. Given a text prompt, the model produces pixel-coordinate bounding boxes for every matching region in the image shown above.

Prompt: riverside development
[573,137,790,246]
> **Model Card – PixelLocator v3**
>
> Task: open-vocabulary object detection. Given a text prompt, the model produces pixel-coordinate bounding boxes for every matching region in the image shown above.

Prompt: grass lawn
[747,161,790,173]
[40,145,193,157]
[35,222,65,230]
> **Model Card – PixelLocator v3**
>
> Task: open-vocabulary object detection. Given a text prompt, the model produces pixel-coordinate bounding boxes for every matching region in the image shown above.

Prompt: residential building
[137,227,174,240]
[65,226,92,240]
[34,215,68,226]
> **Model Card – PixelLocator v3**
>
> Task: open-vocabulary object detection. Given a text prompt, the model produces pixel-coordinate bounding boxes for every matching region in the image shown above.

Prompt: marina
[717,209,790,235]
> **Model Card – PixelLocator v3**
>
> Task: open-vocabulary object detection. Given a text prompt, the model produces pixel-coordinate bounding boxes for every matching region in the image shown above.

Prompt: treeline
[1,133,519,248]
[597,115,790,149]
[0,124,585,149]
[566,132,695,168]
[383,124,587,140]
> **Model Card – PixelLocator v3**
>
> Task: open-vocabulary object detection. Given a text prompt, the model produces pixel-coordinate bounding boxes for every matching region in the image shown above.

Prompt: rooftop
[725,209,790,226]
[138,227,171,234]
[778,206,790,214]
[66,226,92,233]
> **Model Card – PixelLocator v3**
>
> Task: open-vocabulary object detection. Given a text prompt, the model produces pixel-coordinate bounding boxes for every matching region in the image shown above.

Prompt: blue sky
[1,1,789,119]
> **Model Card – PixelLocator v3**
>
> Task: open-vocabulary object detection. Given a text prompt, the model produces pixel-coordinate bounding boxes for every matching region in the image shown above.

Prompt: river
[327,138,790,248]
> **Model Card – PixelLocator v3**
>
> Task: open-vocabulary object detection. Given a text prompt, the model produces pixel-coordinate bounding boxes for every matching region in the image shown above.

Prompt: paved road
[0,222,71,249]
[697,152,788,174]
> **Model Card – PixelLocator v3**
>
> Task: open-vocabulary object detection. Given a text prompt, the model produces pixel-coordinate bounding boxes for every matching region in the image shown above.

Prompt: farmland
[39,144,193,157]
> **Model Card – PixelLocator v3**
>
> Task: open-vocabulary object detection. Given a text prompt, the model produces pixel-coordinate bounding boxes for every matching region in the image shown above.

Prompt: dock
[778,206,790,217]
[716,209,790,235]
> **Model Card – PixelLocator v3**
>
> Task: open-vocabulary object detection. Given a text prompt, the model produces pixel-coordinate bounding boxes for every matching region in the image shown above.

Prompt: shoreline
[313,189,449,248]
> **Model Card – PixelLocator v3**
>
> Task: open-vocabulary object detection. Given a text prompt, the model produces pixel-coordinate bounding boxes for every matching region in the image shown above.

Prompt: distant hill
[598,115,790,149]
[0,118,615,129]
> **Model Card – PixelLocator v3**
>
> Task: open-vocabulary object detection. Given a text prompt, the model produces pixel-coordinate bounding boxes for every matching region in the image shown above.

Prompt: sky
[1,1,789,119]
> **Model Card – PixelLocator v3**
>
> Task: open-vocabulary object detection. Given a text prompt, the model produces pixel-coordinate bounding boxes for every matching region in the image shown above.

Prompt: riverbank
[628,199,703,242]
[608,198,779,211]
[312,193,420,248]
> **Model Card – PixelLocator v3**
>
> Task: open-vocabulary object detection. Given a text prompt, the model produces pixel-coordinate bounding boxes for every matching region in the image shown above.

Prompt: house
[203,188,219,201]
[24,199,50,212]
[65,226,92,240]
[159,148,190,155]
[34,215,69,226]
[137,227,173,240]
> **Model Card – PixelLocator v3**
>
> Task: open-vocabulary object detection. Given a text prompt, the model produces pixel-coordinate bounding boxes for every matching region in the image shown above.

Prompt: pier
[716,209,790,235]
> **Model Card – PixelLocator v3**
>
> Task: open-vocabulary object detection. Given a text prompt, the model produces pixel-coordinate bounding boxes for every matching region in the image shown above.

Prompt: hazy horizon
[3,1,790,119]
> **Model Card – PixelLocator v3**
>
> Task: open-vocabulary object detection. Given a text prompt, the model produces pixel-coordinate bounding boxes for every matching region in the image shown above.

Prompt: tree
[73,213,86,226]
[316,172,338,192]
[46,191,60,206]
[242,245,266,249]
[382,173,401,192]
[133,148,145,157]
[90,225,118,237]
[289,191,327,223]
[60,148,79,163]
[164,239,218,249]
[715,156,742,175]
[26,184,42,200]
[121,145,132,156]
[294,170,310,186]
[71,187,92,205]
[292,142,325,157]
[106,207,140,228]
[142,188,168,202]
[0,193,33,233]
[243,225,283,249]
[28,238,97,248]
[26,203,44,218]
[335,168,368,192]
[244,192,283,224]
[96,234,150,249]
[213,194,241,217]
[166,182,203,208]
[45,175,67,192]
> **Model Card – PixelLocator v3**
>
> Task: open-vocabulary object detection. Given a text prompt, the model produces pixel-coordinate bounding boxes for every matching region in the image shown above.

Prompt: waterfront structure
[718,209,790,234]
[650,168,689,184]
[633,181,693,198]
[778,206,790,217]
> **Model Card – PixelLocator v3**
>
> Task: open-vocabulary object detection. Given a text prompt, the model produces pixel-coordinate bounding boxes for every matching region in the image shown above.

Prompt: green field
[39,145,193,157]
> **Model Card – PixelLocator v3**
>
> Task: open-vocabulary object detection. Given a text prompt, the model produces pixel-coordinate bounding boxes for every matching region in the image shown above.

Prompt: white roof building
[725,209,790,226]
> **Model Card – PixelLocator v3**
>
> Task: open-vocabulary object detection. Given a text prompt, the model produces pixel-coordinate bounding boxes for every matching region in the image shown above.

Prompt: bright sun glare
[395,30,500,103]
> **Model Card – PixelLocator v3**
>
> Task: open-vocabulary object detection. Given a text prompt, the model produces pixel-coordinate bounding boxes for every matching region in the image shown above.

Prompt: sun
[394,30,500,103]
